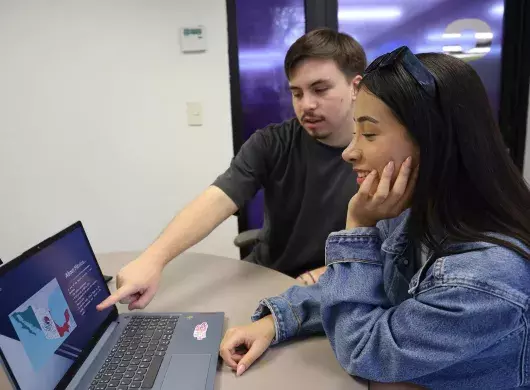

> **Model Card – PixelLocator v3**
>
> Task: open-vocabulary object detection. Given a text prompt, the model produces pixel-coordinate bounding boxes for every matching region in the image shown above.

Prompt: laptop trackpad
[161,354,212,390]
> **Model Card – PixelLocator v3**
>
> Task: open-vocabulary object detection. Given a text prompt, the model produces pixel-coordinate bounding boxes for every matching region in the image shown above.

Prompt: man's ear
[351,74,363,101]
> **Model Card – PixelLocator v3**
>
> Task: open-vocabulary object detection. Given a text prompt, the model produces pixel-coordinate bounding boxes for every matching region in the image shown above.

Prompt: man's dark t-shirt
[213,118,358,277]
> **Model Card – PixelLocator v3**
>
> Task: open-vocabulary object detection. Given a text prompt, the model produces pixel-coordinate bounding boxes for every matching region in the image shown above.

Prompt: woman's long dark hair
[360,52,530,259]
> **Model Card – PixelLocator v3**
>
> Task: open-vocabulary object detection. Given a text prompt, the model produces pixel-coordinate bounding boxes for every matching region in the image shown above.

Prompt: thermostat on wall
[180,26,207,53]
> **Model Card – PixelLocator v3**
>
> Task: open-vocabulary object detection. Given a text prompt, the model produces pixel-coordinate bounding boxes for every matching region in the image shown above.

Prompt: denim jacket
[252,210,530,389]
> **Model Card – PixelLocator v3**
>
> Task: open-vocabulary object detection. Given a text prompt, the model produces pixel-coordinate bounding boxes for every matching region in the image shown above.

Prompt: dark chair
[233,229,261,249]
[234,190,264,255]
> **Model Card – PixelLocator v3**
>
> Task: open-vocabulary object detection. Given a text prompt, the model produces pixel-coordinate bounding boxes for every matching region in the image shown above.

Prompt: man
[97,28,366,312]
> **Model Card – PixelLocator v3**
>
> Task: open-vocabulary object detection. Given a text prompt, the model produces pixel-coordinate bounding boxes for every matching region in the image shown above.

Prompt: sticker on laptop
[193,322,208,340]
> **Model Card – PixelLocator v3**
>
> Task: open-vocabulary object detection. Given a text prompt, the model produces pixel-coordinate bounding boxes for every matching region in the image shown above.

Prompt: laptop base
[75,312,224,390]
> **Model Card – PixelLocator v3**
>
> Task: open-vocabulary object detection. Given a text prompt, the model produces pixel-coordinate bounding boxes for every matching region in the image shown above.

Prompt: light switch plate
[186,102,203,126]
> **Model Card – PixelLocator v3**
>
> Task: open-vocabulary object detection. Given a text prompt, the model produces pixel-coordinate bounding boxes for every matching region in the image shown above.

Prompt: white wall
[0,0,239,261]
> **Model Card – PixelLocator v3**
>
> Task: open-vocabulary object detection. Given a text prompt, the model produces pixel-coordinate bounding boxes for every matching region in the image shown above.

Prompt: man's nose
[300,94,318,111]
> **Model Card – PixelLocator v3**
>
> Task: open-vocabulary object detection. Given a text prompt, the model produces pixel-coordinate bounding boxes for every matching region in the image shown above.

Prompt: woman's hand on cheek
[347,157,418,229]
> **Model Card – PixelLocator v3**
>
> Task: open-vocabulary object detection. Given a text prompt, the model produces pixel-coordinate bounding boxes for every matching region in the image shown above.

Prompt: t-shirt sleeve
[212,127,279,209]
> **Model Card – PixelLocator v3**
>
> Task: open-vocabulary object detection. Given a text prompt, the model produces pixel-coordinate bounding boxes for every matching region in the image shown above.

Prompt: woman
[219,47,530,389]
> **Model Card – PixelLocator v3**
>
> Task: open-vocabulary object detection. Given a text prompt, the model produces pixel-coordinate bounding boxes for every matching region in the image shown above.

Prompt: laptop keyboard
[89,315,179,390]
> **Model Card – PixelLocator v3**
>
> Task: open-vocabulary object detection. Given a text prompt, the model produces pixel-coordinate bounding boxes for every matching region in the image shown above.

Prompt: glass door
[227,0,306,256]
[337,0,505,119]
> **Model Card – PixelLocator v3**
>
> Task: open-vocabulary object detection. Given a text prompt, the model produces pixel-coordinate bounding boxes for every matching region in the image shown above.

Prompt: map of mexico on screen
[8,278,77,371]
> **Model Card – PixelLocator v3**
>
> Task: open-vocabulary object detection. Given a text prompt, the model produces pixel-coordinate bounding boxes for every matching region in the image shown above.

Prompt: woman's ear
[351,75,363,101]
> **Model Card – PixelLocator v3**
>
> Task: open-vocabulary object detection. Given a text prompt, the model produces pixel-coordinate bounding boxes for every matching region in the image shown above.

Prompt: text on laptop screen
[0,226,113,389]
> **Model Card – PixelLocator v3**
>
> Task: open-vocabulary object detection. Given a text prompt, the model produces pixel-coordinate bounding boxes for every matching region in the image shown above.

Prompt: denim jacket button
[403,259,409,265]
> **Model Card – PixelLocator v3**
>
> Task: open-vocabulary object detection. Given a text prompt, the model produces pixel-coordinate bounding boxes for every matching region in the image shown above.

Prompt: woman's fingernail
[406,156,412,165]
[236,364,246,376]
[386,161,394,171]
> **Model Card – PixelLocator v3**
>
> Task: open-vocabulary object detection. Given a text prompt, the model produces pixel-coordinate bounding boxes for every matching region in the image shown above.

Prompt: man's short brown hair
[284,28,367,80]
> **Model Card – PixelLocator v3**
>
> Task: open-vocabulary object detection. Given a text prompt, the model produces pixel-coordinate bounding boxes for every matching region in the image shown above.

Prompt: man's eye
[363,134,376,139]
[314,88,328,94]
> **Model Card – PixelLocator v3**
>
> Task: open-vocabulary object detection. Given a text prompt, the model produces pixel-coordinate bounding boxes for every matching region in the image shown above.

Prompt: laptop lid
[0,222,118,390]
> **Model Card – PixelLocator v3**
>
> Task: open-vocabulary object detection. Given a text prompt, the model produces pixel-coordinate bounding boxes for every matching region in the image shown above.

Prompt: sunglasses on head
[364,46,436,98]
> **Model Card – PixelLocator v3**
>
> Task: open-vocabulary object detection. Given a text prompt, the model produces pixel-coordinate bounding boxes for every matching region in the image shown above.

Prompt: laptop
[0,222,224,390]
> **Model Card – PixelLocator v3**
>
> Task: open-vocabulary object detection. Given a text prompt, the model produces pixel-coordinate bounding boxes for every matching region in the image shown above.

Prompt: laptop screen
[0,223,115,390]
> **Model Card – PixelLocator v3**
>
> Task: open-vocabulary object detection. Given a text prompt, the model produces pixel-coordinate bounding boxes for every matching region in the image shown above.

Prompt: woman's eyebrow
[355,115,379,124]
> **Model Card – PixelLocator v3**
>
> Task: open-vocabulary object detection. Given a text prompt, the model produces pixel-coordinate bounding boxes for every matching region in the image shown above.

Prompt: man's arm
[296,266,327,285]
[97,128,279,311]
[97,186,238,310]
[143,186,238,267]
[156,127,277,263]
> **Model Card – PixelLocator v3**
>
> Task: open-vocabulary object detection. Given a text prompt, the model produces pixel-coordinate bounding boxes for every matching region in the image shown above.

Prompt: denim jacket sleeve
[250,221,391,344]
[321,226,524,383]
[251,282,324,345]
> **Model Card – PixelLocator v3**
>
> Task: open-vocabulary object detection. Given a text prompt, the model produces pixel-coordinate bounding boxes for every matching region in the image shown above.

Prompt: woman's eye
[363,134,376,139]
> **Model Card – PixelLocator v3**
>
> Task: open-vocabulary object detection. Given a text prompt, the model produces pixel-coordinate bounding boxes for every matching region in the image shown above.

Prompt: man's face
[289,58,358,146]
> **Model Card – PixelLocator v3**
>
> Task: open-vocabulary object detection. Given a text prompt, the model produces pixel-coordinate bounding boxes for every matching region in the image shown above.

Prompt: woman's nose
[342,142,362,164]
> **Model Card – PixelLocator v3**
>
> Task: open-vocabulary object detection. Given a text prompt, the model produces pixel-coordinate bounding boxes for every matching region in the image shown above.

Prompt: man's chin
[304,127,332,140]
